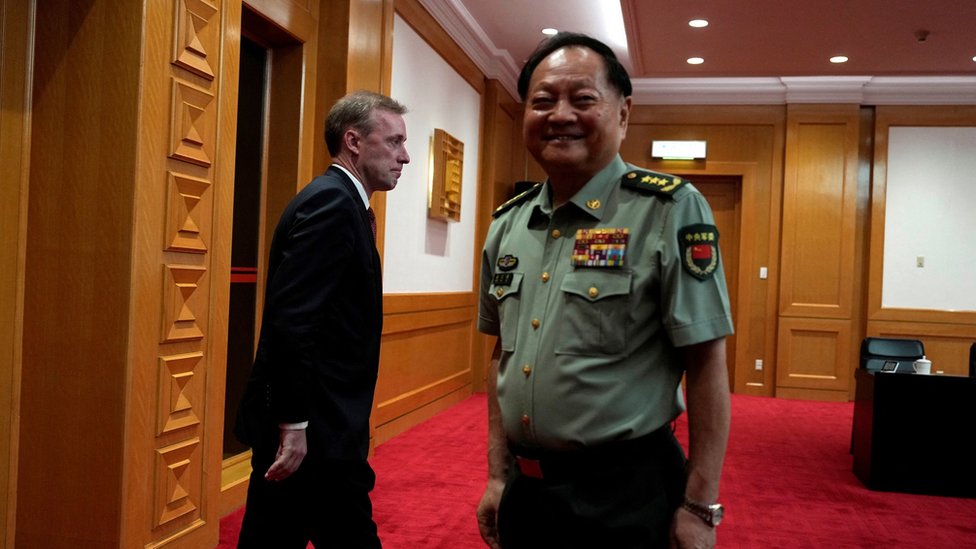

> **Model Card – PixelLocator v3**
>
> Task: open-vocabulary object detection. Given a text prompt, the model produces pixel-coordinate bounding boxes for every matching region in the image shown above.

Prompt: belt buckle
[516,456,544,479]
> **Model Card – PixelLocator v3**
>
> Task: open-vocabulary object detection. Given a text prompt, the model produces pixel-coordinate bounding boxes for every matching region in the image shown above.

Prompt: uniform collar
[527,156,627,224]
[564,155,627,221]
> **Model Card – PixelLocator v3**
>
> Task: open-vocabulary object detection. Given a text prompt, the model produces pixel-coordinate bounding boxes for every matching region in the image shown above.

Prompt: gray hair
[325,91,408,156]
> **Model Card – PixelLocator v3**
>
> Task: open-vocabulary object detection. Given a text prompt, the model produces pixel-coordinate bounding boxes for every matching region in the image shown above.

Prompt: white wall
[385,14,481,293]
[882,126,976,311]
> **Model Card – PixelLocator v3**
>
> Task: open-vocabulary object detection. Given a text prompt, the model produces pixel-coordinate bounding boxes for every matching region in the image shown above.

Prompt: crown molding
[421,0,976,106]
[416,0,520,100]
[621,76,976,106]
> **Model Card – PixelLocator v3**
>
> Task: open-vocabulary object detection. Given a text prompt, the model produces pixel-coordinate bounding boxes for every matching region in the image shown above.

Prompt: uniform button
[551,229,561,239]
[521,414,530,425]
[541,272,550,283]
[495,287,504,297]
[522,364,532,376]
[588,286,599,298]
[531,319,540,329]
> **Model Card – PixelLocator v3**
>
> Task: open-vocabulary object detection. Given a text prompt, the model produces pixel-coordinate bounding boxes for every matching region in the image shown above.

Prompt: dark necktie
[367,207,377,240]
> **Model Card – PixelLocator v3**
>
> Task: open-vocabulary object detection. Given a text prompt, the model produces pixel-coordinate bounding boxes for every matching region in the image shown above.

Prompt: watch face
[710,504,724,526]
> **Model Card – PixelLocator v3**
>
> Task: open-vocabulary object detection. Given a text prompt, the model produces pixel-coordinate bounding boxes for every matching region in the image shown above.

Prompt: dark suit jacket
[236,165,382,461]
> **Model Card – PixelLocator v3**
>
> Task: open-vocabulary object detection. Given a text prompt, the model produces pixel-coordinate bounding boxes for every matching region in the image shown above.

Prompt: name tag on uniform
[493,272,514,286]
[572,228,629,267]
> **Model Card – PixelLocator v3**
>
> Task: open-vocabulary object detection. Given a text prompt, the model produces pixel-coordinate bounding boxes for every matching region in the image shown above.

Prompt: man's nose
[549,98,576,121]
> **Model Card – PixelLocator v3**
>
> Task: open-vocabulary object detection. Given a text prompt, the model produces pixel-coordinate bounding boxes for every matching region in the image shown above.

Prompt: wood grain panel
[780,105,859,318]
[18,0,144,545]
[0,0,32,544]
[374,307,474,433]
[776,317,852,396]
[243,0,317,41]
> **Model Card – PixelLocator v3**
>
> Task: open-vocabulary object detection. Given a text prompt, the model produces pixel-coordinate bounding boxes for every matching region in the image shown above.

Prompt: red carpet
[219,393,976,548]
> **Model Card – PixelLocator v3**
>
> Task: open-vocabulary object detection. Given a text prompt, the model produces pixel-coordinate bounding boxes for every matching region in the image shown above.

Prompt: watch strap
[681,497,722,527]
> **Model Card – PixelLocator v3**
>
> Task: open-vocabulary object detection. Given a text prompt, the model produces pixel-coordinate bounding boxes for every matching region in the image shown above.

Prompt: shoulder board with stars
[492,182,543,218]
[620,169,686,198]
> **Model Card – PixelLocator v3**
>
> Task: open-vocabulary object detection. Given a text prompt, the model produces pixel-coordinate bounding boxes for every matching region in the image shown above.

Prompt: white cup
[914,357,931,375]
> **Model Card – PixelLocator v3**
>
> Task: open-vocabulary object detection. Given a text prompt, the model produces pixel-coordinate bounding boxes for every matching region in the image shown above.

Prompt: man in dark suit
[235,91,410,548]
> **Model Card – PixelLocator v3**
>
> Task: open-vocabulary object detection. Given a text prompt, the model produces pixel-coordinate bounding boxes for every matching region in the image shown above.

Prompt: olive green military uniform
[478,155,733,451]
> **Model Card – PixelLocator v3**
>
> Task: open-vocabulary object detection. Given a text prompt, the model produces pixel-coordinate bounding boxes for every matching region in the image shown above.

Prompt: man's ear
[619,96,632,130]
[618,96,632,140]
[343,129,361,155]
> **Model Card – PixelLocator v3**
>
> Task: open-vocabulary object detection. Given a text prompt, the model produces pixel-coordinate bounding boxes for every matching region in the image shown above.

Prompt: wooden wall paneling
[849,107,875,399]
[214,0,249,522]
[17,0,143,546]
[775,318,852,401]
[780,105,859,318]
[120,0,235,545]
[312,0,351,175]
[0,0,33,544]
[374,294,477,445]
[776,104,860,399]
[622,105,784,396]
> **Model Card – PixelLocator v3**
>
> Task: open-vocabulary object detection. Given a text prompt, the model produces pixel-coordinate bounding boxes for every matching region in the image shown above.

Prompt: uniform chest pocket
[555,270,633,356]
[490,272,523,352]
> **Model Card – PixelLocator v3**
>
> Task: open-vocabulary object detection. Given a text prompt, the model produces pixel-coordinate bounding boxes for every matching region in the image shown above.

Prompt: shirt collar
[532,155,626,222]
[331,164,371,210]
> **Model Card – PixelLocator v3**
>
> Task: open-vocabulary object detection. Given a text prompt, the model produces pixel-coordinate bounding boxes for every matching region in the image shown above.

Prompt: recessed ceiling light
[830,55,849,64]
[542,27,558,36]
[972,55,976,63]
[689,19,709,28]
[687,57,705,65]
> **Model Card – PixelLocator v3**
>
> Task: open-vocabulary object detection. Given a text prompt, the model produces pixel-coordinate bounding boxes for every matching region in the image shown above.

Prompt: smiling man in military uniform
[476,32,733,549]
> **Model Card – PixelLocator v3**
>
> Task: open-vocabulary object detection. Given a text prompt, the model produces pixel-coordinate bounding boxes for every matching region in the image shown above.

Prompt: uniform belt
[510,425,676,481]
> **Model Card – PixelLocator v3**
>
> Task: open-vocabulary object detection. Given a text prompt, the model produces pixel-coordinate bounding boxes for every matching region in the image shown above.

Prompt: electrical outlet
[917,256,925,268]
[755,359,763,371]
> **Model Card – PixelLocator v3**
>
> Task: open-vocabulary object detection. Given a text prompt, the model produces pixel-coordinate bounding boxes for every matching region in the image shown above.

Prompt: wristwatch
[681,497,724,527]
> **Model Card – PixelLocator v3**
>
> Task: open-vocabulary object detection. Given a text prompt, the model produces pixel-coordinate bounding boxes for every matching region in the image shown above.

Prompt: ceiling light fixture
[687,57,704,65]
[830,55,849,64]
[542,27,558,36]
[689,19,709,28]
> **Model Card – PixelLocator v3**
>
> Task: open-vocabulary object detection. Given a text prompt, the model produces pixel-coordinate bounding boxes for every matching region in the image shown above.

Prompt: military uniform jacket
[478,155,733,450]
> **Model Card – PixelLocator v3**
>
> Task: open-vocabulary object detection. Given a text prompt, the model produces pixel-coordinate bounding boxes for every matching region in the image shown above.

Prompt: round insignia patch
[678,224,720,281]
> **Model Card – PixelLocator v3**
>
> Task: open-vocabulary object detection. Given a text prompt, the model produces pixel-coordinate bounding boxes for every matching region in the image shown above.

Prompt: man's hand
[670,507,716,549]
[476,477,505,549]
[264,428,307,482]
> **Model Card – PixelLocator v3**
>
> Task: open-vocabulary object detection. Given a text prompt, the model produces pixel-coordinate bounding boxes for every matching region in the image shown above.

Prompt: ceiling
[454,0,976,79]
[424,0,976,104]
